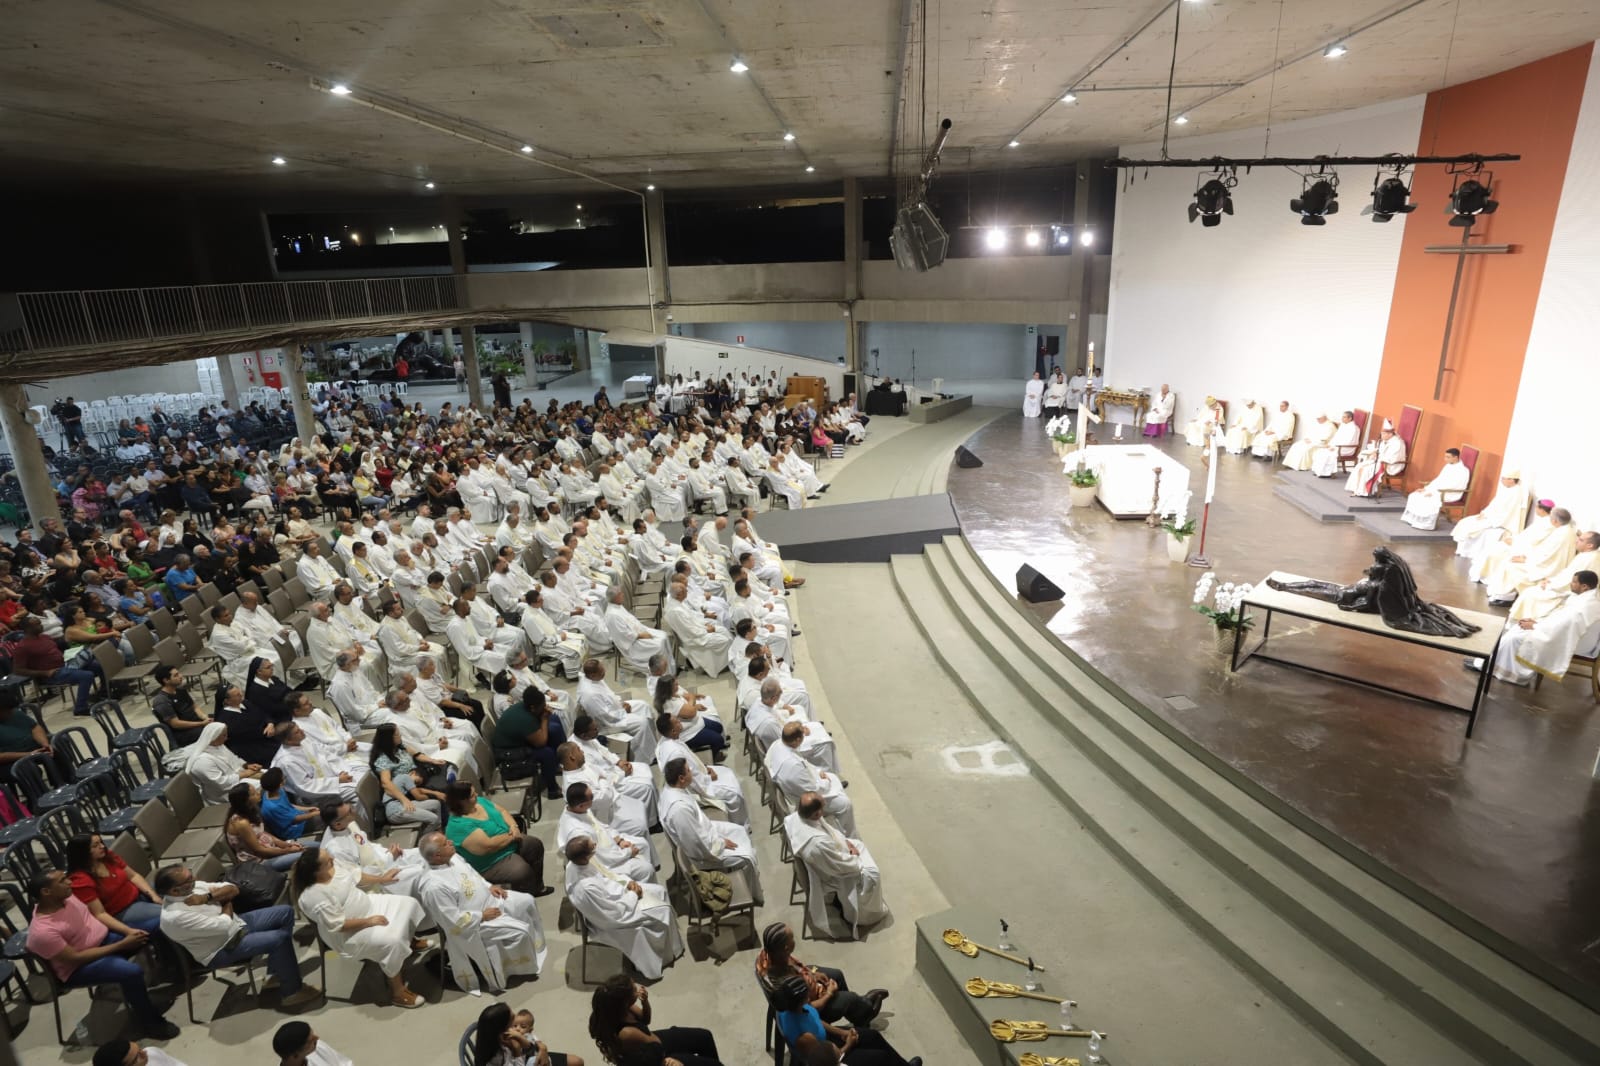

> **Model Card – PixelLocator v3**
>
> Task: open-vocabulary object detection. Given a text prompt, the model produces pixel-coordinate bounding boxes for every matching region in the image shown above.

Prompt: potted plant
[1159,491,1196,562]
[1067,462,1100,508]
[1191,572,1255,652]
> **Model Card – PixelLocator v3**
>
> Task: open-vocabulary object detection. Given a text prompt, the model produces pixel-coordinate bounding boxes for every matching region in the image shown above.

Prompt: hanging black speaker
[1015,564,1064,603]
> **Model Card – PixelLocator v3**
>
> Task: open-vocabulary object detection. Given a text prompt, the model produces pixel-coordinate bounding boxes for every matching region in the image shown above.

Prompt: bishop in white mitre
[1453,470,1530,562]
[416,833,546,994]
[784,796,889,940]
[1344,421,1405,497]
[1401,447,1472,530]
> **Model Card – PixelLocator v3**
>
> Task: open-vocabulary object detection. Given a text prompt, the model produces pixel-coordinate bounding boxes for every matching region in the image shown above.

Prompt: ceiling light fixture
[520,145,533,153]
[1061,92,1078,104]
[783,131,796,141]
[985,227,1008,251]
[1449,173,1499,226]
[424,182,435,189]
[1189,170,1237,227]
[646,184,656,191]
[1364,169,1417,222]
[1008,139,1021,148]
[1057,231,1071,246]
[576,204,582,210]
[271,156,286,166]
[1291,172,1340,225]
[1323,43,1349,59]
[1080,230,1096,247]
[1025,230,1041,248]
[730,58,749,73]
[328,83,352,96]
[805,165,815,173]
[1173,114,1190,126]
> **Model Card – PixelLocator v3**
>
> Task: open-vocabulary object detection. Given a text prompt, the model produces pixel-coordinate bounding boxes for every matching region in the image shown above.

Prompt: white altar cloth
[1064,445,1191,517]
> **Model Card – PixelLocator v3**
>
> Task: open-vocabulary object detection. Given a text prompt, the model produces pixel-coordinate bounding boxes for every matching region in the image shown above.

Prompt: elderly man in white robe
[503,649,575,729]
[327,651,389,730]
[207,604,283,687]
[557,740,656,841]
[1478,506,1577,605]
[538,571,607,650]
[723,458,761,513]
[1223,400,1265,455]
[1182,396,1224,448]
[779,444,826,497]
[235,588,298,655]
[295,540,341,602]
[767,721,854,835]
[1311,411,1362,477]
[1282,411,1337,471]
[332,583,389,666]
[1468,571,1600,685]
[576,658,658,764]
[662,582,731,676]
[557,781,656,884]
[763,458,808,511]
[746,676,839,773]
[655,713,747,827]
[1453,470,1530,561]
[387,687,477,778]
[785,793,889,940]
[658,757,764,906]
[494,509,533,554]
[1345,420,1406,497]
[519,588,587,680]
[1250,401,1296,459]
[1140,383,1176,439]
[1508,531,1600,621]
[320,800,426,896]
[563,836,683,981]
[1022,373,1045,419]
[377,598,445,682]
[416,832,545,995]
[1402,447,1473,530]
[308,601,387,693]
[487,557,536,619]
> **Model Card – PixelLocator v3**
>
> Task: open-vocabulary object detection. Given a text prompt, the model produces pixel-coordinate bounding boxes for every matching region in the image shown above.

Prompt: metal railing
[3,275,462,353]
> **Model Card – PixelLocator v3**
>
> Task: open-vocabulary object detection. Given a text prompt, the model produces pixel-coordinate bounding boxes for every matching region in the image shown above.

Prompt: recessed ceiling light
[1008,139,1021,148]
[985,227,1007,250]
[520,145,533,153]
[425,182,436,189]
[805,165,815,173]
[1025,230,1041,247]
[730,58,749,73]
[1173,114,1190,126]
[576,204,583,210]
[1080,230,1096,247]
[1060,92,1077,104]
[646,184,656,191]
[271,156,286,166]
[1323,43,1348,58]
[329,83,352,96]
[783,131,796,141]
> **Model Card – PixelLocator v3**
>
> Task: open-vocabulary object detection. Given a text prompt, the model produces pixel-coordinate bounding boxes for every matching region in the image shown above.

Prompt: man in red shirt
[26,868,180,1039]
[10,616,102,716]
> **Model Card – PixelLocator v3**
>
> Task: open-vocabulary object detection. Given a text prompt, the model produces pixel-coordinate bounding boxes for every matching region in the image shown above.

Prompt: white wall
[661,336,844,397]
[1105,97,1425,425]
[860,322,1032,384]
[30,361,203,405]
[681,322,847,360]
[1504,47,1600,529]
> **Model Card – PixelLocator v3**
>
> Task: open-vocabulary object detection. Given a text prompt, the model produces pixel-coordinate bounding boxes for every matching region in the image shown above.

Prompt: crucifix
[1428,225,1512,401]
[1072,342,1100,460]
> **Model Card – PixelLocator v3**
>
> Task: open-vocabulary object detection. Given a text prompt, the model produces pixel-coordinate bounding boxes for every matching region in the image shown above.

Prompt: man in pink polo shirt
[26,868,180,1040]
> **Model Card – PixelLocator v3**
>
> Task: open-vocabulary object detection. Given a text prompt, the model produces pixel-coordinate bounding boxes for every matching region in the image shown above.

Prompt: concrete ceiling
[2,0,1597,199]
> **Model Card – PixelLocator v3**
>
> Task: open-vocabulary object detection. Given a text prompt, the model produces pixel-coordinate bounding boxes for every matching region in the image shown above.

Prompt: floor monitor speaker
[955,446,983,468]
[1016,564,1064,603]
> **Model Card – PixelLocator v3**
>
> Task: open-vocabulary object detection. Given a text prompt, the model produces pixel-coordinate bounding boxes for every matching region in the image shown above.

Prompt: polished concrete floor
[947,412,1600,1005]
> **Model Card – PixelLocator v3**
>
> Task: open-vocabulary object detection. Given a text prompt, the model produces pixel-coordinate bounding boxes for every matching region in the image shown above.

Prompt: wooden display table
[1094,388,1151,426]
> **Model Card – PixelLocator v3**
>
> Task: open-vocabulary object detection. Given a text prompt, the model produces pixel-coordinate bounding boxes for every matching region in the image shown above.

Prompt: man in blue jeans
[10,616,102,716]
[152,864,322,1010]
[26,868,182,1040]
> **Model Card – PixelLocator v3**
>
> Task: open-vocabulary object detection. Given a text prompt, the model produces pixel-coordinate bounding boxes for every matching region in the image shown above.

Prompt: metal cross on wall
[1427,228,1514,401]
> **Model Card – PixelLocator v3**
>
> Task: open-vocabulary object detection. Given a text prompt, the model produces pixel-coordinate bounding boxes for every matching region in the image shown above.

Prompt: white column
[282,347,319,444]
[519,321,537,384]
[461,325,484,409]
[0,385,61,528]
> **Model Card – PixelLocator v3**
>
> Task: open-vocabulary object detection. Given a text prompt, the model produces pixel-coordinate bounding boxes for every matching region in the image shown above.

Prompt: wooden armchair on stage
[1440,444,1480,522]
[1272,412,1297,461]
[1336,408,1370,472]
[1378,404,1423,495]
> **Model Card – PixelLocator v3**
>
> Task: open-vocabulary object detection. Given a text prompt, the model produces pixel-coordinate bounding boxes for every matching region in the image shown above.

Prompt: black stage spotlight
[1189,172,1235,227]
[1364,171,1417,222]
[1449,174,1498,227]
[1291,173,1339,225]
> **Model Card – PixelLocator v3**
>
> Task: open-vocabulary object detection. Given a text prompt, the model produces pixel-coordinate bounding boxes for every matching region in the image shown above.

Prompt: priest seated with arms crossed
[562,834,684,982]
[414,830,546,996]
[1401,447,1471,530]
[658,756,764,906]
[784,791,890,941]
[1467,570,1600,686]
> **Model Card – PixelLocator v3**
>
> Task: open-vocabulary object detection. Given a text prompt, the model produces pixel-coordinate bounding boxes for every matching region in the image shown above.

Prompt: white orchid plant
[1159,490,1197,540]
[1191,571,1255,632]
[1045,415,1076,444]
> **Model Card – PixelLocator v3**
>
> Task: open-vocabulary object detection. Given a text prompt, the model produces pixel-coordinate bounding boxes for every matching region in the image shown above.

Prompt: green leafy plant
[1068,466,1099,488]
[1160,515,1197,539]
[1050,430,1076,445]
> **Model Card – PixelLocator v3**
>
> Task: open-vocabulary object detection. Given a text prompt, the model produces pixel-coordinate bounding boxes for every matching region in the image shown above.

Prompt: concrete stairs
[888,535,1600,1066]
[1273,470,1456,542]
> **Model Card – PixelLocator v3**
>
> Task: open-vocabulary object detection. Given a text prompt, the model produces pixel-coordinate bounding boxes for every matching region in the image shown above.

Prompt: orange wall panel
[1372,44,1591,510]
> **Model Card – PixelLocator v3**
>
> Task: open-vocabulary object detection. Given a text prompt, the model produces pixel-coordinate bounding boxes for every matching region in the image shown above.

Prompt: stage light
[329,83,352,96]
[520,145,533,153]
[730,58,748,73]
[1188,172,1235,227]
[271,156,286,166]
[1080,230,1096,247]
[1173,114,1190,126]
[646,184,656,191]
[1449,175,1498,226]
[576,204,582,210]
[783,131,795,141]
[805,164,816,173]
[1057,230,1071,246]
[1364,171,1417,222]
[1323,43,1348,58]
[1025,230,1041,247]
[425,182,435,189]
[1061,92,1077,104]
[1291,173,1340,225]
[1008,140,1021,148]
[985,227,1008,250]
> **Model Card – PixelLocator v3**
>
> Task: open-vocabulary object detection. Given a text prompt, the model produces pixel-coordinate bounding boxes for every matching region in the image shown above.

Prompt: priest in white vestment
[1476,506,1576,603]
[557,742,656,841]
[746,678,838,773]
[1311,411,1361,477]
[520,589,588,679]
[570,715,659,822]
[784,795,889,940]
[1508,531,1600,621]
[1183,397,1225,448]
[1453,471,1530,561]
[377,599,445,681]
[662,583,731,675]
[1043,372,1070,419]
[658,761,764,905]
[1282,412,1337,472]
[416,832,545,994]
[1022,373,1045,419]
[562,836,683,981]
[320,801,426,896]
[1402,448,1472,530]
[557,782,656,884]
[766,722,854,835]
[655,715,746,826]
[1250,401,1296,459]
[1142,384,1176,438]
[207,606,283,686]
[576,658,658,764]
[327,652,388,730]
[271,723,363,811]
[1345,421,1405,497]
[296,541,341,602]
[1475,573,1600,685]
[1223,400,1265,454]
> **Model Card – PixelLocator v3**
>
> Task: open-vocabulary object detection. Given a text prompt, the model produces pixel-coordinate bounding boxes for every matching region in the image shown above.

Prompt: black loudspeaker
[1016,564,1064,603]
[955,445,983,468]
[842,372,858,397]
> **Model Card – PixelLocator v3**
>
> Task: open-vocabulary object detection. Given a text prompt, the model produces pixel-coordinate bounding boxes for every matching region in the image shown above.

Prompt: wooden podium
[783,374,830,410]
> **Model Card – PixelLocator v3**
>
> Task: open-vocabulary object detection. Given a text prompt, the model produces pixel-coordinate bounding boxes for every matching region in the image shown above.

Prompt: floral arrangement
[1045,415,1076,444]
[1068,463,1100,487]
[1191,572,1255,631]
[1160,490,1197,539]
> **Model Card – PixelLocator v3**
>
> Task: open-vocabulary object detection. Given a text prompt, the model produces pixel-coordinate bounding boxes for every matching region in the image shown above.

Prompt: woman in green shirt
[442,781,551,897]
